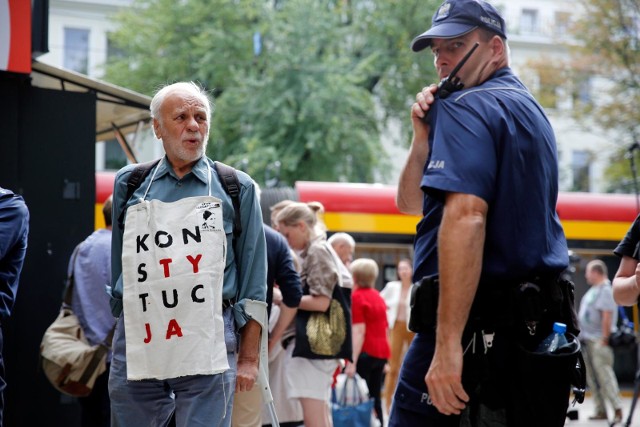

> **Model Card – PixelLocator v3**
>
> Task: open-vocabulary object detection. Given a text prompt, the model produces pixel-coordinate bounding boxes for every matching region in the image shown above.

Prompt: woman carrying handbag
[275,201,351,427]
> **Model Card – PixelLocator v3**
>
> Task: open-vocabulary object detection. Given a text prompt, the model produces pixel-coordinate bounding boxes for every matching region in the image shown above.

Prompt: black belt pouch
[408,275,439,333]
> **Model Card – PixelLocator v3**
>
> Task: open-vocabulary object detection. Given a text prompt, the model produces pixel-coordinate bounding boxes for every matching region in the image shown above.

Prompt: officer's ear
[489,35,504,58]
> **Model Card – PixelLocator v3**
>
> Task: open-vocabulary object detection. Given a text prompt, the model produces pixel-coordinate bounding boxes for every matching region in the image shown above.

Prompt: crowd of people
[5,1,640,427]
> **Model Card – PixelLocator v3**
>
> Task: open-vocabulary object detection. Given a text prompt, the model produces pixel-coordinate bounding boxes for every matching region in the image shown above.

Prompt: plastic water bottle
[535,322,569,354]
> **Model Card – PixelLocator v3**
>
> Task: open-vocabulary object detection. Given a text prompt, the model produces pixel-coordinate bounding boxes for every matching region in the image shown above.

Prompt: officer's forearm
[436,193,487,346]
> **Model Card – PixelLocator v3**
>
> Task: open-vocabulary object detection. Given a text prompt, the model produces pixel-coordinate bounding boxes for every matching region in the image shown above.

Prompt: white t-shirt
[578,281,618,341]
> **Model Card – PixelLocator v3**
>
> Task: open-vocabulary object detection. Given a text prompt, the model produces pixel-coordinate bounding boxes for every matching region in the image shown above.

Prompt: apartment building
[38,0,159,170]
[497,0,618,193]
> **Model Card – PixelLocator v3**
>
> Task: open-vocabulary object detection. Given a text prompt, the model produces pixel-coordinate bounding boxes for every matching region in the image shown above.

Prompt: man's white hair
[150,81,213,124]
[328,232,356,248]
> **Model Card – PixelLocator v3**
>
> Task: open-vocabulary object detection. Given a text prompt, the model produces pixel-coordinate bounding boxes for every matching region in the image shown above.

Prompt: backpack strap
[214,161,243,306]
[116,158,162,229]
[214,161,242,239]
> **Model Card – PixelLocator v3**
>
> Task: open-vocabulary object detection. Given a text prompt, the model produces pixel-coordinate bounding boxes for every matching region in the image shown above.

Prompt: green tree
[105,0,264,96]
[349,0,441,122]
[104,0,439,185]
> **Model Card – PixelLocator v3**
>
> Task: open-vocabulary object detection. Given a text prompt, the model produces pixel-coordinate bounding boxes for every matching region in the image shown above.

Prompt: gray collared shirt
[71,228,115,359]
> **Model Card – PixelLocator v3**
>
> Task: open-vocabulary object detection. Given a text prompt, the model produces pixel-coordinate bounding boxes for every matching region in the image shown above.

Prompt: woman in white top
[379,258,415,414]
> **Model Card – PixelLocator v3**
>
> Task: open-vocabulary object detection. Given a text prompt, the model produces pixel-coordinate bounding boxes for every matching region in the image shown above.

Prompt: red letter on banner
[166,319,183,339]
[143,323,152,344]
[159,258,173,277]
[186,254,202,273]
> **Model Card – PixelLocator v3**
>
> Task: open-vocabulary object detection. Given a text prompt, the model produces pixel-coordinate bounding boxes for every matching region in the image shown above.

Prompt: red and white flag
[0,0,31,74]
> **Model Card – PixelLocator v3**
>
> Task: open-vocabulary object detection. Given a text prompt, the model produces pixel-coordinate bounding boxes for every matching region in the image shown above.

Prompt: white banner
[122,196,229,380]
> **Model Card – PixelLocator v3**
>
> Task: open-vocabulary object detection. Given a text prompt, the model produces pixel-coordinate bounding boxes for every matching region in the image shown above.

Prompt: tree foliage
[105,0,263,96]
[104,0,439,185]
[569,0,640,191]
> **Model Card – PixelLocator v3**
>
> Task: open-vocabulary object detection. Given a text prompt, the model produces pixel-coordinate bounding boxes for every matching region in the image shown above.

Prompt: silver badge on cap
[435,2,451,21]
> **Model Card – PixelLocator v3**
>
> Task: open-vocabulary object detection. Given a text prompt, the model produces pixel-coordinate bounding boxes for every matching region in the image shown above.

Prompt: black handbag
[293,282,353,361]
[609,306,636,348]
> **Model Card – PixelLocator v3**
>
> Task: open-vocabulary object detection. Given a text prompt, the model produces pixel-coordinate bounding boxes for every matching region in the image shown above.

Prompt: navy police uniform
[0,187,29,426]
[389,68,569,426]
[412,68,568,283]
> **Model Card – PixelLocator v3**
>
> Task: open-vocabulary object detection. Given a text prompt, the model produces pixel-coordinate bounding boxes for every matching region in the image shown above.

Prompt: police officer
[0,186,29,426]
[390,1,574,426]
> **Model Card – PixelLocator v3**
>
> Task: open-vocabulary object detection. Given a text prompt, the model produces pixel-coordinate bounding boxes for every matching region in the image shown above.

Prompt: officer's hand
[634,263,640,292]
[411,85,438,130]
[425,341,469,415]
[236,358,259,392]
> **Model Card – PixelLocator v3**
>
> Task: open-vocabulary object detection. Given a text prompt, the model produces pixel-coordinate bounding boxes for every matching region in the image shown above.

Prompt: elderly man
[327,232,356,268]
[390,1,577,426]
[328,232,356,298]
[108,82,267,427]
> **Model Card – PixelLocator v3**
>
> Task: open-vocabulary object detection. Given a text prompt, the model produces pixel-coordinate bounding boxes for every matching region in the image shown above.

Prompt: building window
[535,67,562,109]
[572,150,591,192]
[520,9,539,34]
[64,27,89,74]
[105,139,128,170]
[554,11,571,37]
[107,32,126,61]
[575,76,592,106]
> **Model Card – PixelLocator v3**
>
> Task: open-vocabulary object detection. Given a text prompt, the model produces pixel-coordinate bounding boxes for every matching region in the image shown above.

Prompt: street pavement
[379,390,640,426]
[566,390,639,427]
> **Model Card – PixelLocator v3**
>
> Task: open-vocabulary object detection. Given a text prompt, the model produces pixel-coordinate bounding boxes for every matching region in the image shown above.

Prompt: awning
[29,60,151,143]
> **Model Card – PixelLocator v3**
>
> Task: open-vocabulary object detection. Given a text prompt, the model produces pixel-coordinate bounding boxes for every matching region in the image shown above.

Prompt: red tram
[95,171,640,285]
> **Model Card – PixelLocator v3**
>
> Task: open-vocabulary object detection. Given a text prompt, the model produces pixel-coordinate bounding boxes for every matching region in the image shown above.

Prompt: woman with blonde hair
[276,201,346,427]
[345,258,390,427]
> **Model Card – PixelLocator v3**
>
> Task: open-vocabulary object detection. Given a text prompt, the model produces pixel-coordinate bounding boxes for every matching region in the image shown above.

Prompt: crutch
[245,299,280,427]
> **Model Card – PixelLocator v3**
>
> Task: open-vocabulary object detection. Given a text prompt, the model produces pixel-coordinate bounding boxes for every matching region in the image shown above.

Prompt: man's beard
[175,138,208,163]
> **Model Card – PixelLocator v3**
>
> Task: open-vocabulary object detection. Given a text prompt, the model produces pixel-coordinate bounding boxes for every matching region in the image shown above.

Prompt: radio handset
[422,42,480,124]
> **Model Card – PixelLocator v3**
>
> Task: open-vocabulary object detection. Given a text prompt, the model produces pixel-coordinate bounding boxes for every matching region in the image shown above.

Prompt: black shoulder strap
[117,158,162,229]
[214,161,242,238]
[214,161,243,305]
